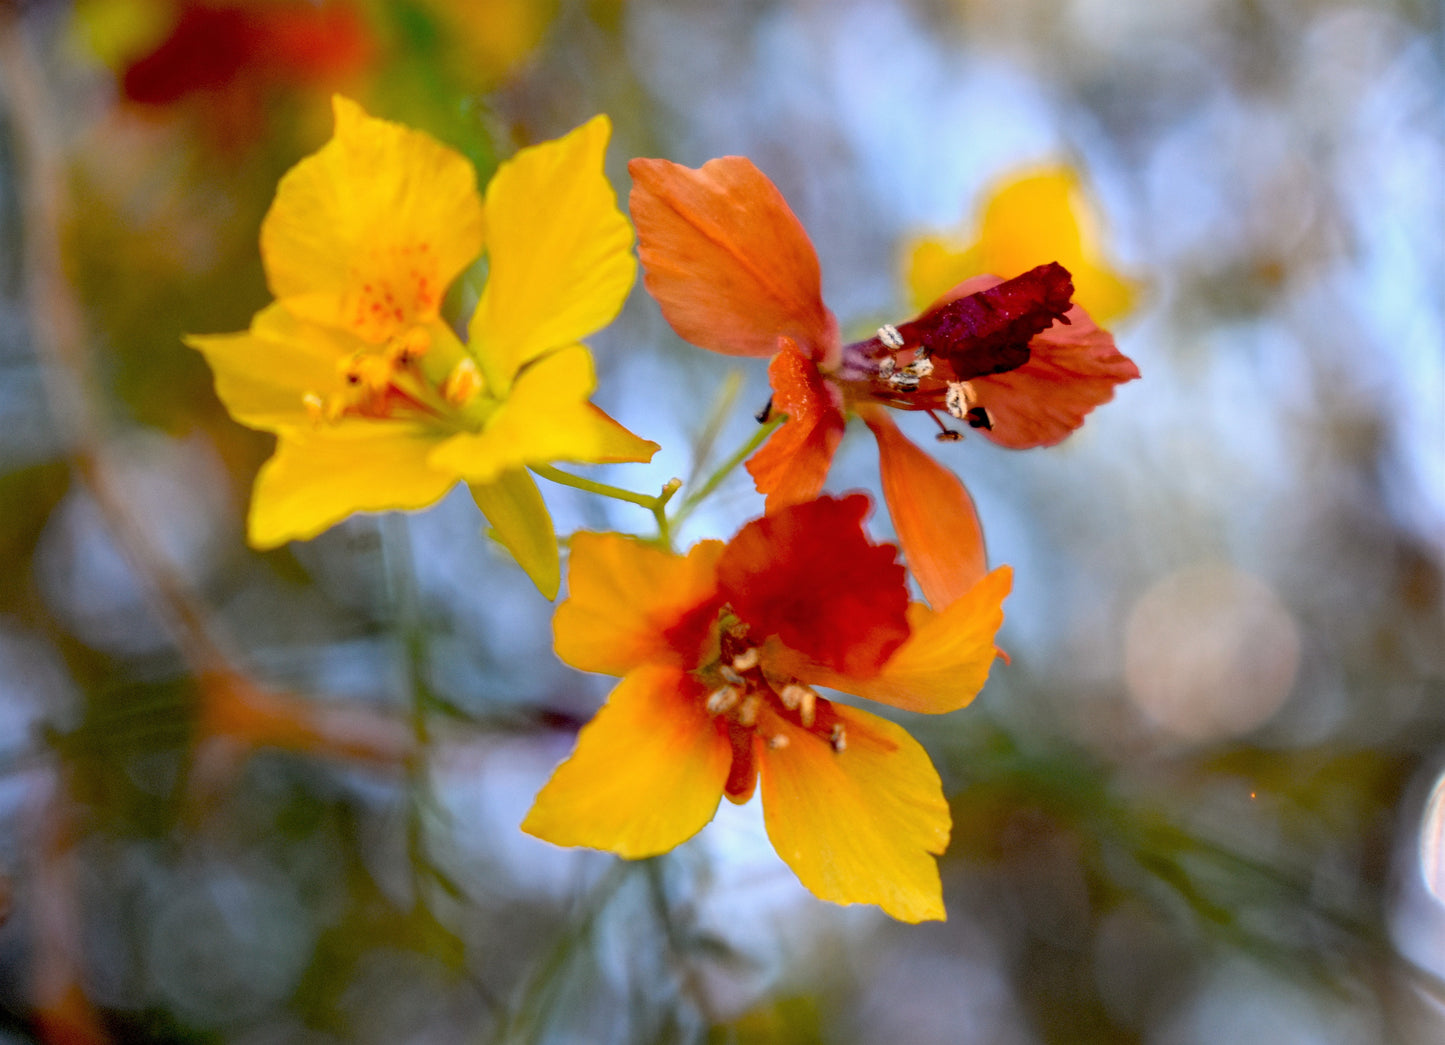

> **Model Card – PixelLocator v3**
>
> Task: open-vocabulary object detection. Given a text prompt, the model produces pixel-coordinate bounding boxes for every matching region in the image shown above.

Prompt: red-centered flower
[630,156,1139,609]
[522,494,1012,923]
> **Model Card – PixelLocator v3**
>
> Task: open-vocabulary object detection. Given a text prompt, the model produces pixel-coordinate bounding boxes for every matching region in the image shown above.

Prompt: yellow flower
[189,97,657,596]
[905,165,1138,323]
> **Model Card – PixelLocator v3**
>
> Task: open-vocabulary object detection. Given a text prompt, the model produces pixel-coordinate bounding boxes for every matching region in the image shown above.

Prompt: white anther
[737,695,761,728]
[731,648,760,672]
[878,324,905,350]
[945,380,977,420]
[779,683,817,727]
[767,734,790,750]
[829,723,847,753]
[911,355,935,379]
[877,357,896,379]
[706,686,741,715]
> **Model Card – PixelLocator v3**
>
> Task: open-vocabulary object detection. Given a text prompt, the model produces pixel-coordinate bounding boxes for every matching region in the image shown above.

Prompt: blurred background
[0,0,1442,1042]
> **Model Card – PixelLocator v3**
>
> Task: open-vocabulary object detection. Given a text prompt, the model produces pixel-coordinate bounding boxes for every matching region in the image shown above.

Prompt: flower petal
[630,156,839,363]
[261,96,484,342]
[965,292,1140,449]
[427,344,659,486]
[186,303,355,432]
[470,115,636,390]
[521,664,730,858]
[807,566,1011,714]
[248,423,454,549]
[717,494,910,678]
[554,533,726,677]
[905,166,1136,324]
[759,703,950,922]
[864,409,987,608]
[745,339,846,511]
[469,469,559,599]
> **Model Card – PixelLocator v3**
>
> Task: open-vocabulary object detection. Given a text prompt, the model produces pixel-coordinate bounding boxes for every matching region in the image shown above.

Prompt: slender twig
[669,414,782,533]
[0,10,231,678]
[681,370,744,493]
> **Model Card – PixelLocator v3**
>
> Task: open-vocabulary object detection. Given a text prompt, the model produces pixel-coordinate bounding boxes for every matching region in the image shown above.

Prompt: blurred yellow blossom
[189,97,656,595]
[905,165,1137,323]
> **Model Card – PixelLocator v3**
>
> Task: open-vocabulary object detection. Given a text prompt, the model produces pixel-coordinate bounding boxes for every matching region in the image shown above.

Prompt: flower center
[301,325,486,428]
[698,611,847,755]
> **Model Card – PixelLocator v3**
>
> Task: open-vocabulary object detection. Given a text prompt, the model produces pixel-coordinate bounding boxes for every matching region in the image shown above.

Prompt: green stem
[670,414,783,532]
[532,464,681,548]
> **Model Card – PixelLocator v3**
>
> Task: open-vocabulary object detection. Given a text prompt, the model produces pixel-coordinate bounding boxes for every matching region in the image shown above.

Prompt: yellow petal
[521,664,730,858]
[469,470,560,599]
[426,344,658,485]
[469,115,635,390]
[905,166,1136,323]
[554,533,725,677]
[187,303,362,432]
[759,705,950,923]
[248,424,455,549]
[790,566,1011,714]
[261,96,485,343]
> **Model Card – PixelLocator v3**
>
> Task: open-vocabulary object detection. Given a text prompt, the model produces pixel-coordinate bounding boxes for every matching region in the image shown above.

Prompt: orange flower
[522,495,1012,922]
[630,156,1139,609]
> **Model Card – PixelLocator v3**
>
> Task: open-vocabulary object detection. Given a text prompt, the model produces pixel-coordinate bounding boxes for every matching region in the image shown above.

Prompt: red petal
[716,494,910,678]
[864,409,987,607]
[629,156,840,362]
[897,262,1075,381]
[746,339,846,511]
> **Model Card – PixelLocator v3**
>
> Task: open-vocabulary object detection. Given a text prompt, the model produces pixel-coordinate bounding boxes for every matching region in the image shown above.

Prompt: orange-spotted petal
[864,408,987,607]
[717,494,909,679]
[553,533,726,677]
[630,156,839,364]
[521,663,730,858]
[261,95,484,343]
[745,339,846,512]
[759,703,950,922]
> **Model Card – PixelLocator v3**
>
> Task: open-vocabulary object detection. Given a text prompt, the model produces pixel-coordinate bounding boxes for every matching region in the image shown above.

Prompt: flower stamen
[442,358,483,406]
[706,686,742,715]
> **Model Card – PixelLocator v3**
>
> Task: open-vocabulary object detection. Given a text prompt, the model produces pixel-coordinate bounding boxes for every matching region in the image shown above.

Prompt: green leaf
[469,469,560,599]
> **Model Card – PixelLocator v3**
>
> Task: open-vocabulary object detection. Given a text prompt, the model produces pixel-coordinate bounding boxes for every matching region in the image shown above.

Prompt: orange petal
[745,339,846,511]
[758,704,950,922]
[553,533,726,677]
[974,301,1140,448]
[521,664,730,858]
[864,408,986,607]
[819,566,1011,713]
[630,156,839,363]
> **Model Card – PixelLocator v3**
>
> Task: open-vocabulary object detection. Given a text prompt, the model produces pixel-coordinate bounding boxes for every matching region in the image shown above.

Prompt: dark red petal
[716,494,911,678]
[629,157,840,362]
[897,262,1075,381]
[746,338,847,511]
